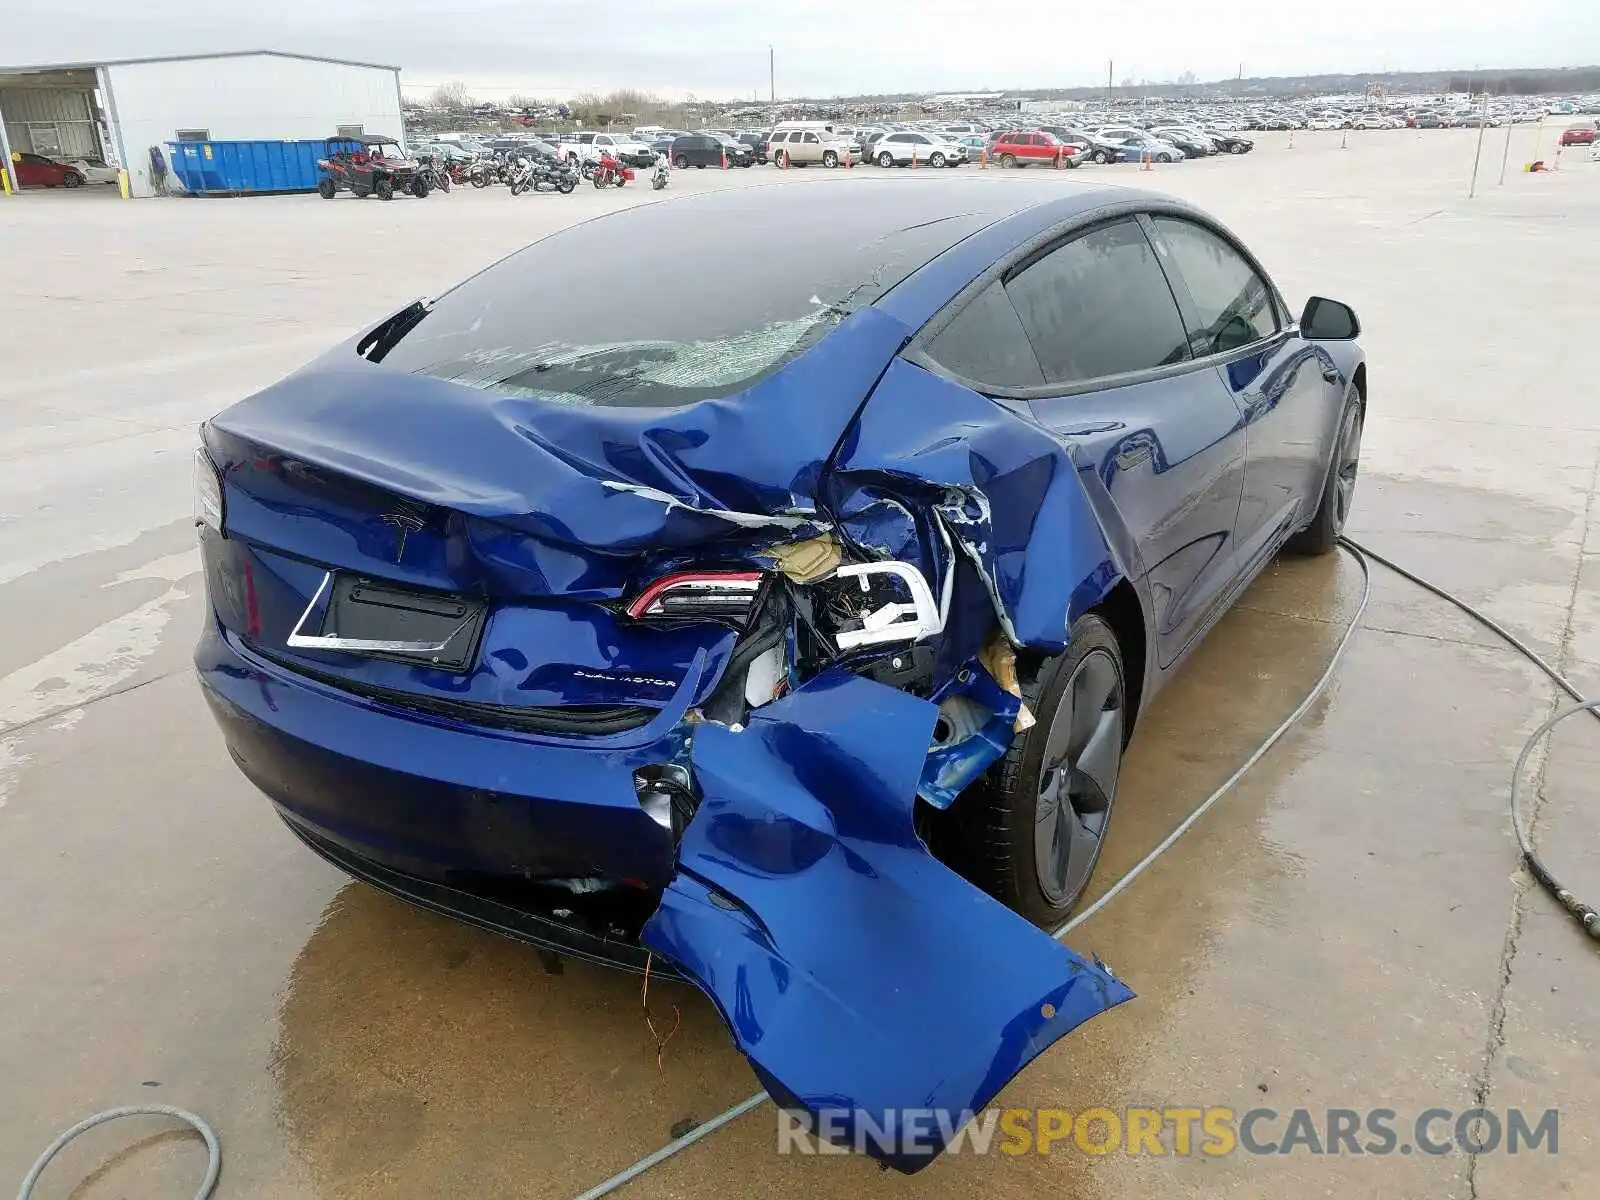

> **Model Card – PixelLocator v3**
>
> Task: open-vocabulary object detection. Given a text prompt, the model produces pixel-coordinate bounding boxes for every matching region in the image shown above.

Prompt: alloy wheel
[1333,408,1363,529]
[1034,648,1124,907]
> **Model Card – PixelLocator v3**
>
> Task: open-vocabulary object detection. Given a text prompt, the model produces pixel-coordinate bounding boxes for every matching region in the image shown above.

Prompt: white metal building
[2,50,404,197]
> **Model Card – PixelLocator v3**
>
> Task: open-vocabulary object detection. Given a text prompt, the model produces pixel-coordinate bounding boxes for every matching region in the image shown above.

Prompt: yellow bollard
[2,169,11,197]
[118,169,131,199]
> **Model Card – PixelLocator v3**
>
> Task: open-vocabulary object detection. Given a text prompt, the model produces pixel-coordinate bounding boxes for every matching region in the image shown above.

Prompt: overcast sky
[8,0,1599,99]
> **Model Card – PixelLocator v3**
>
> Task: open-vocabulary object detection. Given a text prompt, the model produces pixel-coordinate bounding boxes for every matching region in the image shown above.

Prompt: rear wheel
[436,173,450,193]
[317,177,335,199]
[1287,388,1363,555]
[63,171,84,188]
[375,177,394,200]
[1000,153,1017,168]
[878,151,894,168]
[558,177,575,194]
[411,177,429,198]
[675,155,688,169]
[956,615,1128,928]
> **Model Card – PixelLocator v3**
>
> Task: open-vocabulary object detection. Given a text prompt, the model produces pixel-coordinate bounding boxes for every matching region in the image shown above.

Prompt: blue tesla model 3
[195,178,1364,1170]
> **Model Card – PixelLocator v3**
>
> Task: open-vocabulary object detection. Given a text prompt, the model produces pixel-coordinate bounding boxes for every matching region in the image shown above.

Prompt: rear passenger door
[919,217,1249,667]
[1147,215,1338,575]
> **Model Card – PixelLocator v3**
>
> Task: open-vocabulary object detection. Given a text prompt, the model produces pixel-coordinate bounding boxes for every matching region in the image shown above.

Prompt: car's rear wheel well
[1014,579,1146,736]
[1352,363,1367,408]
[1091,580,1146,737]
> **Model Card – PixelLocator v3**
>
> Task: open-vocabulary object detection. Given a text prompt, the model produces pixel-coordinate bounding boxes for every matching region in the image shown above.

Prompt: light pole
[769,45,775,103]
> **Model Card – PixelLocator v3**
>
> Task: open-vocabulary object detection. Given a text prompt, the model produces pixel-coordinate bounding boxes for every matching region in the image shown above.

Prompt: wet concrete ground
[1,129,1596,1198]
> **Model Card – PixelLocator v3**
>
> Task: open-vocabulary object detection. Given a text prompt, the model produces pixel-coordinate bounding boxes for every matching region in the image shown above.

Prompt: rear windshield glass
[373,189,995,407]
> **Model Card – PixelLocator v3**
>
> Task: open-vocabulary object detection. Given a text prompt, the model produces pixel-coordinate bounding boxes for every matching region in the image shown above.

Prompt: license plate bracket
[321,575,487,673]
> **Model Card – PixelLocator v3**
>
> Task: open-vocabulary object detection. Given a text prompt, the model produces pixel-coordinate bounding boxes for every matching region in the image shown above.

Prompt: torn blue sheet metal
[827,358,1124,654]
[642,670,1134,1173]
[918,659,1023,809]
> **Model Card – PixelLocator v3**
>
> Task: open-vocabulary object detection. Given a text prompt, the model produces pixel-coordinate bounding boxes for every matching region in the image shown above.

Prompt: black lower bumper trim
[279,811,676,977]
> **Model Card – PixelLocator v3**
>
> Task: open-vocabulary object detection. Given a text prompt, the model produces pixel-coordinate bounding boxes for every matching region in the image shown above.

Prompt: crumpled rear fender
[823,358,1124,658]
[642,670,1134,1172]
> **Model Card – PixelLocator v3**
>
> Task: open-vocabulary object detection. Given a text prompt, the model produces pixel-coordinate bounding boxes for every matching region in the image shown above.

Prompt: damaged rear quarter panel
[642,669,1134,1172]
[824,358,1124,654]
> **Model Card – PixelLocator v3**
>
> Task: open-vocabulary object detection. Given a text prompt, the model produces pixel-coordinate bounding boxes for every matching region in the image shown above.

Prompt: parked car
[700,132,754,166]
[735,131,769,163]
[768,127,856,167]
[414,142,476,165]
[1203,129,1255,154]
[567,131,657,168]
[669,134,732,169]
[53,156,120,184]
[11,151,85,188]
[1148,127,1214,157]
[1112,135,1185,163]
[1558,124,1596,146]
[195,178,1365,1174]
[871,131,966,167]
[990,131,1078,168]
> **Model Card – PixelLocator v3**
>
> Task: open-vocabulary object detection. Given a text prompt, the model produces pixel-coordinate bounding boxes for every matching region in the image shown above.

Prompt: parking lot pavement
[1,129,1596,1198]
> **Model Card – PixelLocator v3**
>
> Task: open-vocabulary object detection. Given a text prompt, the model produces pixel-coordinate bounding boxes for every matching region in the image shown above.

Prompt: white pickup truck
[563,131,658,168]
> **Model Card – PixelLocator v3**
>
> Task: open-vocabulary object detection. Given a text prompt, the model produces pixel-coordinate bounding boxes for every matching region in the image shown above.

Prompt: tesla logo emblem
[380,511,425,562]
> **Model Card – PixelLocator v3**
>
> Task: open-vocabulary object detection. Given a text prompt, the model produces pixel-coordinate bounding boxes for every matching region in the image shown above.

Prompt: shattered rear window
[373,189,998,407]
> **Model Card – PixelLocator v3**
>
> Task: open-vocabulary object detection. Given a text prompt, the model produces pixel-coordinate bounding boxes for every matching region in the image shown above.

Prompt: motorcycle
[650,157,670,190]
[468,157,497,188]
[587,151,635,188]
[414,153,451,194]
[445,160,471,186]
[508,153,578,196]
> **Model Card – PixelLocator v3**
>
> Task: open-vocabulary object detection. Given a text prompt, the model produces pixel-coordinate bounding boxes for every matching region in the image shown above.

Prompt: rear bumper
[196,619,683,966]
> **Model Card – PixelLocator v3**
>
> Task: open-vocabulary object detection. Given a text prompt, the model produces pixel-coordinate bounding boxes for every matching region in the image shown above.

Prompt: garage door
[1,88,102,159]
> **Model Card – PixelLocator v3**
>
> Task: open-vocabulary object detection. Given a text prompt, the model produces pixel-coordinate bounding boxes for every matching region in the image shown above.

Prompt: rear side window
[1152,217,1279,355]
[1004,220,1190,384]
[922,282,1045,389]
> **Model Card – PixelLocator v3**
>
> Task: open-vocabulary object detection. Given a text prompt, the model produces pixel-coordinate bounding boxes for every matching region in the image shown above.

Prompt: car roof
[549,177,1139,279]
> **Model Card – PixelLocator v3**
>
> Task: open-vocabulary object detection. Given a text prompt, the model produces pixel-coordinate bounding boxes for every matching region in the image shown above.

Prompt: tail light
[626,571,764,621]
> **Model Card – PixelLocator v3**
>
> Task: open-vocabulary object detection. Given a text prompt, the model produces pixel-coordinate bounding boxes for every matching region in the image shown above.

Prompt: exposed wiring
[20,538,1596,1199]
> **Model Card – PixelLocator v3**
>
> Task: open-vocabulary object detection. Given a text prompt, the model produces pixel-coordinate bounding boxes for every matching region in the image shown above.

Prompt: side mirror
[1300,296,1360,340]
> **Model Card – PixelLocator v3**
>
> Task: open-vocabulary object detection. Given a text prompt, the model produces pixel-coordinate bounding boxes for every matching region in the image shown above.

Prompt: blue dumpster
[164,139,358,196]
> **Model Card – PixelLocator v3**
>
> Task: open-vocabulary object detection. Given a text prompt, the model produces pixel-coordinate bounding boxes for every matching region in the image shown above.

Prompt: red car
[11,152,85,188]
[989,131,1078,169]
[1558,124,1595,147]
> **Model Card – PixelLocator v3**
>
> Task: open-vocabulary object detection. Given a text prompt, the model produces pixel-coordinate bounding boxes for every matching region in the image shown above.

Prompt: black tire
[1158,153,1173,163]
[1000,153,1017,168]
[593,173,606,189]
[877,151,894,168]
[63,171,84,188]
[1093,149,1110,164]
[558,177,575,194]
[436,173,450,193]
[1287,388,1363,555]
[823,150,839,167]
[955,614,1128,927]
[929,152,946,167]
[317,177,335,199]
[675,155,688,169]
[375,177,394,201]
[1229,143,1245,154]
[411,177,429,198]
